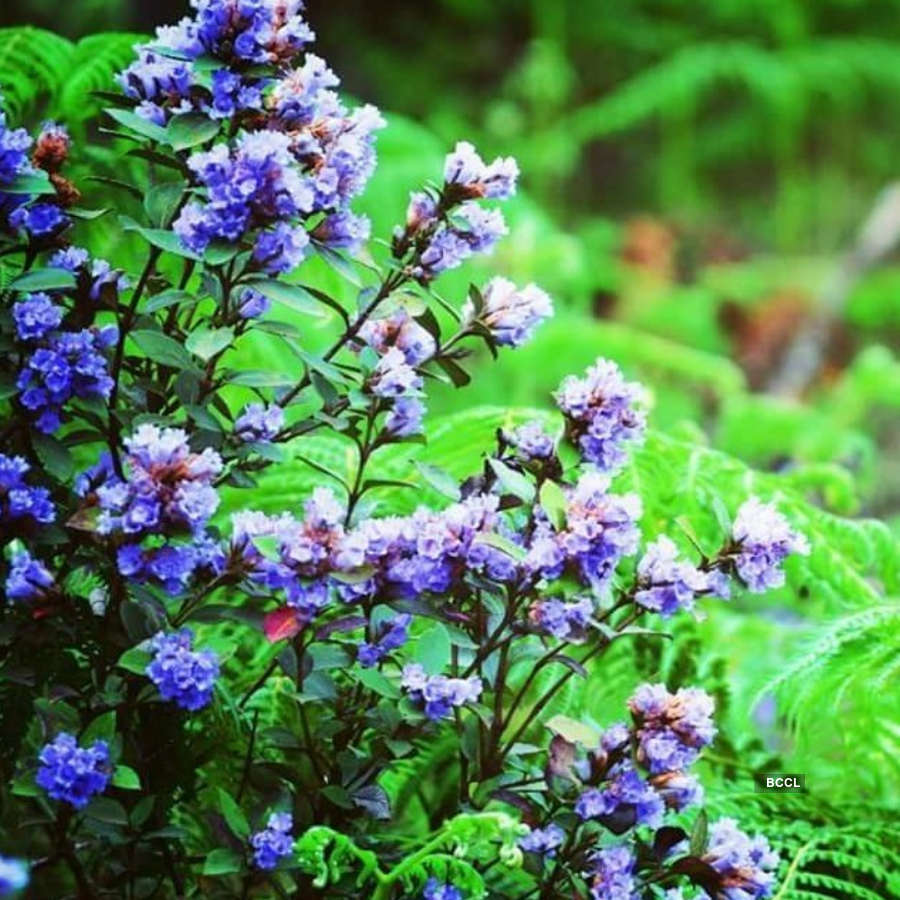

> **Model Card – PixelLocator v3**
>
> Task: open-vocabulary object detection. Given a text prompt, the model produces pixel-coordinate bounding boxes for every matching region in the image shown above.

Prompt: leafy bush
[0,3,894,900]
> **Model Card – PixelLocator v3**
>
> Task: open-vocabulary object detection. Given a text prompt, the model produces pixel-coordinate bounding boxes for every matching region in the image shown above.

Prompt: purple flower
[519,823,565,858]
[5,551,54,602]
[93,425,222,536]
[507,420,555,460]
[12,293,63,342]
[552,472,642,589]
[313,210,370,253]
[530,596,593,641]
[36,733,110,809]
[357,612,412,667]
[702,818,779,900]
[730,498,809,592]
[586,845,637,900]
[9,203,67,237]
[0,107,32,185]
[0,454,55,526]
[235,402,284,443]
[423,878,463,900]
[270,54,339,125]
[650,770,704,811]
[401,663,482,721]
[237,287,271,319]
[250,812,293,870]
[443,141,519,200]
[358,309,436,366]
[555,359,646,473]
[118,49,194,123]
[634,536,713,618]
[385,396,425,437]
[253,221,310,274]
[16,327,116,433]
[413,203,508,281]
[146,629,219,710]
[48,246,90,271]
[368,347,422,398]
[117,542,214,595]
[0,856,28,894]
[575,765,664,828]
[463,277,553,347]
[628,683,716,774]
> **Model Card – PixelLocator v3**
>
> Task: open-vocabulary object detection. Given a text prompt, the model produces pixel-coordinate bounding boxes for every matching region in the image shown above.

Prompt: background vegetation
[1,1,898,898]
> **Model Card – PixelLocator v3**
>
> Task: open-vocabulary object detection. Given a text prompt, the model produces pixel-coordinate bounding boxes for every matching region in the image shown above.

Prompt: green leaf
[104,107,169,142]
[414,462,461,501]
[472,531,526,562]
[166,112,220,150]
[129,329,198,370]
[690,809,709,856]
[116,646,151,675]
[413,623,451,675]
[217,788,250,839]
[539,480,568,530]
[186,326,234,361]
[10,268,76,292]
[545,714,599,747]
[145,289,194,313]
[144,181,185,228]
[31,433,74,481]
[85,797,129,826]
[112,765,142,790]
[488,458,535,503]
[120,218,201,260]
[247,279,327,318]
[82,709,117,745]
[355,667,401,699]
[202,848,243,876]
[3,171,54,194]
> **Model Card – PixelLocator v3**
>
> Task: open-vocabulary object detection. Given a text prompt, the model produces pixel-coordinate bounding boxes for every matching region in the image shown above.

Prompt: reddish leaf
[263,607,304,642]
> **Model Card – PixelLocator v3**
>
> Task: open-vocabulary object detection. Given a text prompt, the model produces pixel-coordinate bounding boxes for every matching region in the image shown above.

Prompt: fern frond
[0,27,74,121]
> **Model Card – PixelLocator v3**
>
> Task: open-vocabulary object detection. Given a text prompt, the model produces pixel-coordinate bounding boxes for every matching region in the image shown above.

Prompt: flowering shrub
[0,2,811,897]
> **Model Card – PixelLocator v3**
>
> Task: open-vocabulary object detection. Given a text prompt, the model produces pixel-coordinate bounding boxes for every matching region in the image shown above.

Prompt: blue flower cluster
[235,402,284,443]
[518,823,565,858]
[36,733,110,809]
[358,612,412,667]
[729,497,810,592]
[555,358,647,473]
[120,2,384,272]
[401,663,482,721]
[0,856,28,896]
[702,817,779,900]
[146,629,220,710]
[0,454,55,529]
[634,535,726,618]
[83,426,224,591]
[505,420,556,461]
[529,596,593,641]
[462,277,554,348]
[392,141,518,282]
[49,245,129,304]
[423,877,463,900]
[5,550,54,603]
[12,293,62,341]
[250,812,293,870]
[0,110,72,239]
[586,845,637,900]
[575,763,665,827]
[16,321,117,433]
[628,683,717,774]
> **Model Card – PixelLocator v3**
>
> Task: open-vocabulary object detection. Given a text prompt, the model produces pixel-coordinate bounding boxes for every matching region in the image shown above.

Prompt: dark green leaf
[129,329,197,370]
[104,107,169,142]
[247,279,327,318]
[10,268,76,292]
[414,462,461,500]
[31,433,74,482]
[217,788,250,839]
[186,326,233,361]
[166,112,220,150]
[202,848,243,876]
